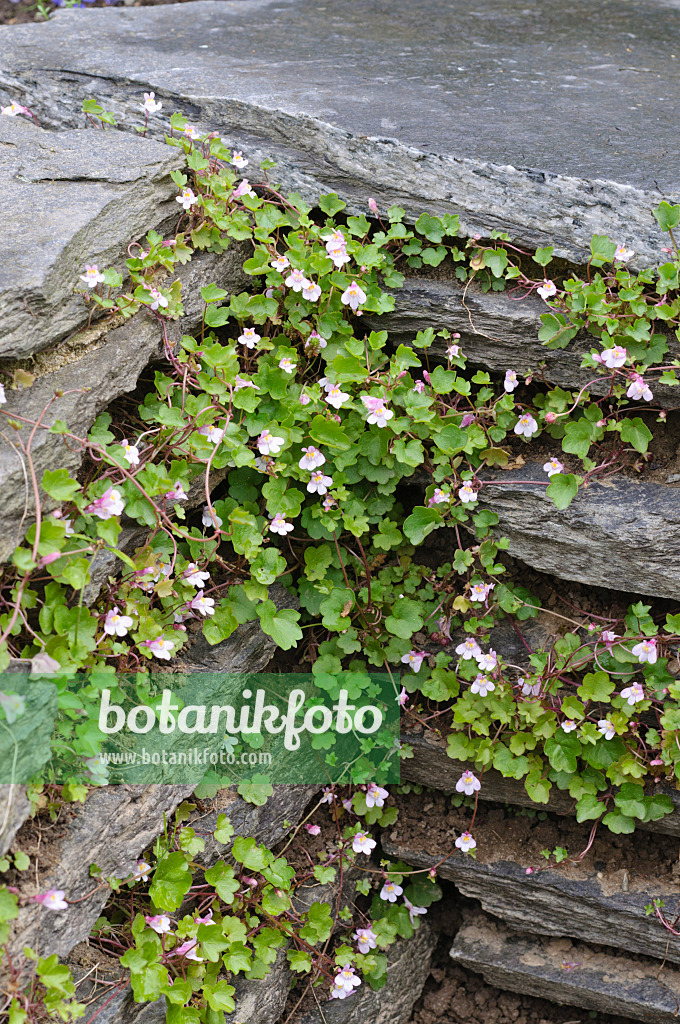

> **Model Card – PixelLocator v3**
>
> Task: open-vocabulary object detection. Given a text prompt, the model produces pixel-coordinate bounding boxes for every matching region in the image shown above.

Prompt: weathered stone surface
[401,730,680,839]
[451,911,680,1024]
[0,785,31,858]
[475,463,680,600]
[0,117,184,358]
[1,0,678,265]
[299,921,435,1024]
[371,278,680,409]
[0,245,248,565]
[382,835,680,965]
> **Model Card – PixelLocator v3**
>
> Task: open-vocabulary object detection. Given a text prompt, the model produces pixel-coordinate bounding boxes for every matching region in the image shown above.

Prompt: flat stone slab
[1,0,679,264]
[0,117,183,358]
[451,910,680,1024]
[477,464,680,601]
[383,833,680,966]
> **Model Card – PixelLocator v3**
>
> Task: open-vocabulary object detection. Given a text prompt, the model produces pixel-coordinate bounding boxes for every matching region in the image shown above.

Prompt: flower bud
[544,411,557,424]
[368,198,378,213]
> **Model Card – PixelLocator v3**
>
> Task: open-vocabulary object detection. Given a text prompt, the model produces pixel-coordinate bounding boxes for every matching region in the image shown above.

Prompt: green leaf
[204,861,240,904]
[577,671,614,702]
[257,601,303,650]
[544,732,581,774]
[614,783,647,820]
[619,417,653,454]
[309,414,351,450]
[602,809,636,834]
[654,200,680,232]
[385,597,424,639]
[149,853,191,912]
[288,950,312,973]
[575,794,605,822]
[403,507,443,545]
[232,836,269,872]
[42,469,81,502]
[318,193,347,216]
[415,213,444,243]
[533,246,554,267]
[546,473,580,510]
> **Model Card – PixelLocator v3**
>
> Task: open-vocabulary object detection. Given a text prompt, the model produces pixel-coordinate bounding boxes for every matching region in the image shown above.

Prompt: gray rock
[0,117,184,358]
[401,731,680,839]
[0,784,31,858]
[451,910,680,1024]
[298,921,435,1024]
[0,678,57,787]
[0,244,248,565]
[382,834,680,966]
[476,463,680,600]
[371,278,680,410]
[0,0,677,264]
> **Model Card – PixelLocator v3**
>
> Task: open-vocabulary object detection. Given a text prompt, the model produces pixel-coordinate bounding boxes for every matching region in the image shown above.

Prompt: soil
[388,790,680,899]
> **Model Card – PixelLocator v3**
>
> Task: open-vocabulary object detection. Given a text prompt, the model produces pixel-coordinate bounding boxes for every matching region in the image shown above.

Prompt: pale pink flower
[521,678,542,697]
[601,630,618,651]
[271,255,290,272]
[238,327,261,349]
[403,897,427,924]
[257,430,285,456]
[140,91,162,114]
[183,125,200,140]
[561,720,578,733]
[133,860,152,880]
[504,369,519,392]
[341,281,367,311]
[120,439,140,465]
[476,649,497,672]
[397,687,409,707]
[79,264,105,289]
[456,771,481,796]
[231,150,248,169]
[537,279,557,300]
[299,392,311,406]
[198,424,224,444]
[270,513,294,536]
[0,692,25,724]
[456,638,482,660]
[469,582,494,602]
[145,914,172,933]
[627,374,653,401]
[302,280,322,301]
[352,831,376,855]
[455,831,476,853]
[598,718,616,740]
[305,823,321,836]
[144,637,174,660]
[299,446,325,471]
[195,909,213,925]
[514,413,538,437]
[0,384,5,405]
[620,682,645,705]
[446,343,461,359]
[324,230,346,252]
[166,481,187,501]
[202,506,223,529]
[600,346,627,368]
[543,457,564,477]
[632,638,657,664]
[326,385,351,410]
[234,375,260,391]
[470,673,495,697]
[331,965,361,999]
[104,607,133,638]
[354,927,377,953]
[85,487,125,519]
[414,380,426,393]
[365,783,388,808]
[320,787,334,804]
[330,247,350,268]
[147,287,168,311]
[183,563,210,587]
[285,268,309,292]
[615,244,634,262]
[401,650,427,672]
[33,889,67,911]
[428,487,450,507]
[191,591,215,617]
[175,941,203,962]
[1,102,28,117]
[361,395,393,427]
[233,178,256,199]
[279,357,297,374]
[458,483,478,503]
[307,471,333,495]
[176,187,197,210]
[322,496,336,511]
[379,880,403,902]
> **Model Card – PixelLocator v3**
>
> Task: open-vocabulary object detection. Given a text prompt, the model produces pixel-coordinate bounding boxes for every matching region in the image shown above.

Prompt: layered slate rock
[382,834,680,966]
[451,911,680,1024]
[1,0,679,265]
[475,463,680,600]
[0,117,183,358]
